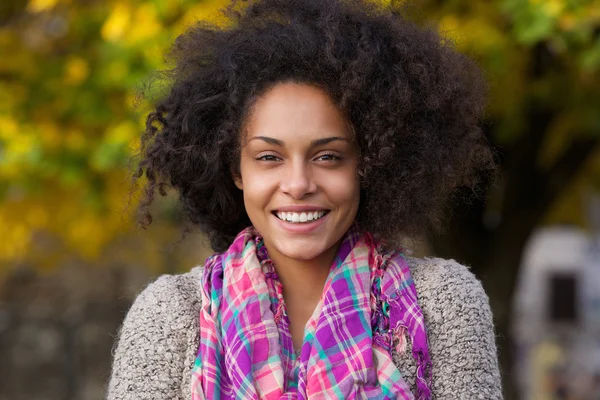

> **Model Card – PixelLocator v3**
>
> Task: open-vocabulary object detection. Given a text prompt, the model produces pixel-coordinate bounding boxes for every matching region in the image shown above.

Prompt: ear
[232,171,243,190]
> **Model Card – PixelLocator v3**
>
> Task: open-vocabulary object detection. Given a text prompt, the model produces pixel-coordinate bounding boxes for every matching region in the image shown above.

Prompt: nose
[280,159,317,199]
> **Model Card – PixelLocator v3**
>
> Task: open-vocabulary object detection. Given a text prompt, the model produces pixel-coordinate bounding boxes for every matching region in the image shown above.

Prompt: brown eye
[256,154,281,162]
[315,152,341,161]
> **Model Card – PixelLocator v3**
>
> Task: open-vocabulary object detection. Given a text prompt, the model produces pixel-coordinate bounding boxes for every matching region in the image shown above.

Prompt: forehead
[242,82,352,144]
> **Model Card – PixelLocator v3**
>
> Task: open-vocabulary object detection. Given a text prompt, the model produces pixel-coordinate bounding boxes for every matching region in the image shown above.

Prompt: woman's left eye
[256,154,281,162]
[315,153,341,161]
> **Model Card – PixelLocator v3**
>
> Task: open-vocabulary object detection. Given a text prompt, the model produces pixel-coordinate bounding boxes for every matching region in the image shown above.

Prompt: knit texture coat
[106,257,503,399]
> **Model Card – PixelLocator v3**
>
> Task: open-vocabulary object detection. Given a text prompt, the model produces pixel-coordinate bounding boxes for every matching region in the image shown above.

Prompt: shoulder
[405,256,487,304]
[119,266,203,336]
[107,267,203,400]
[128,266,203,314]
[404,255,494,343]
[403,256,503,399]
[120,266,203,348]
[404,256,496,340]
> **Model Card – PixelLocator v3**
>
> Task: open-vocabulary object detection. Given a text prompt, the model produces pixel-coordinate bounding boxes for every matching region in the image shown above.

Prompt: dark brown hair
[133,0,497,251]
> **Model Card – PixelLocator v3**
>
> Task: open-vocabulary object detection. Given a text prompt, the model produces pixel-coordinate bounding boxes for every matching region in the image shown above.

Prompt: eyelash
[316,152,341,161]
[255,154,280,162]
[254,152,341,162]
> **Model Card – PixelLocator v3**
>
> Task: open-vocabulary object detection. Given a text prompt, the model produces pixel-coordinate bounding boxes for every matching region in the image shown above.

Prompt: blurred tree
[411,0,600,398]
[1,0,599,397]
[0,0,228,268]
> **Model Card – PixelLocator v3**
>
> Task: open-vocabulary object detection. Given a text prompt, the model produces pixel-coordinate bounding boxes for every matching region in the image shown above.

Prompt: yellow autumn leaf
[65,210,124,260]
[0,220,31,263]
[27,0,59,13]
[0,116,18,140]
[64,56,90,85]
[101,3,131,42]
[543,0,565,18]
[438,15,466,49]
[174,0,231,37]
[126,3,163,45]
[0,164,18,179]
[107,121,136,144]
[3,129,36,159]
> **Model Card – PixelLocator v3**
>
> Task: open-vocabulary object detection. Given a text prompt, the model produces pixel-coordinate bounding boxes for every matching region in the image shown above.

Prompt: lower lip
[273,212,329,233]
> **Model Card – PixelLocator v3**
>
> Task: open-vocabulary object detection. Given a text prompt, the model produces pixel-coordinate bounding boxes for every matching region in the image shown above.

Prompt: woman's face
[235,82,360,263]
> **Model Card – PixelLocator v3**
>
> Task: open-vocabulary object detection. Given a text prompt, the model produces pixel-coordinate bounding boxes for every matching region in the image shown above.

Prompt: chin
[277,241,327,261]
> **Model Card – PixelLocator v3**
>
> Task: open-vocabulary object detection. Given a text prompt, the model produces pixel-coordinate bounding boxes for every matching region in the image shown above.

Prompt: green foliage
[0,0,228,264]
[1,0,598,266]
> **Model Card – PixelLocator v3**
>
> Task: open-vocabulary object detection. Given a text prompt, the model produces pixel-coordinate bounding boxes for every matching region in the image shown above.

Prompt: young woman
[107,0,502,398]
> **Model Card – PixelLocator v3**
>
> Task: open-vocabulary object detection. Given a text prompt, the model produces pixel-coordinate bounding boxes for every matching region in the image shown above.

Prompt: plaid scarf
[191,226,432,399]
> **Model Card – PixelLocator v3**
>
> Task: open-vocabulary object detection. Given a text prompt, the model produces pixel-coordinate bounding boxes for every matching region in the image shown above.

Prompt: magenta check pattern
[191,225,432,399]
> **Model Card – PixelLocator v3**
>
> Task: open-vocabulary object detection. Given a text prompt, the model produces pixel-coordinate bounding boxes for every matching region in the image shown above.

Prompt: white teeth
[275,211,327,223]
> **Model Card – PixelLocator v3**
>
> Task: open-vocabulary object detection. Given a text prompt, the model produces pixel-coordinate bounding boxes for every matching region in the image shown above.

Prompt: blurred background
[0,0,599,399]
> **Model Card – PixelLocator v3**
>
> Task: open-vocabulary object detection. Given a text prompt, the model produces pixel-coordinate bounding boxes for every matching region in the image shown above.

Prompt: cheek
[326,170,360,208]
[240,164,278,207]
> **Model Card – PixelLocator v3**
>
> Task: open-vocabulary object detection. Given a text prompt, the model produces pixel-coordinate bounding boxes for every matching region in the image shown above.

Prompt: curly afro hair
[133,0,497,252]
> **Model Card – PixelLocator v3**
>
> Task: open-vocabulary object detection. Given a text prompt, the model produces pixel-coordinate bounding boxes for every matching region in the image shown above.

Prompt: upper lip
[273,205,330,212]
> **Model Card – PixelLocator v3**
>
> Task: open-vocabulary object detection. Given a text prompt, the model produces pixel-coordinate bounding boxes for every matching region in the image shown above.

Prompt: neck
[264,240,341,304]
[259,237,344,352]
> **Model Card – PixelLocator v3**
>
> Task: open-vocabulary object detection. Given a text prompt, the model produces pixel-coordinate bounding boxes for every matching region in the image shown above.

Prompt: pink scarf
[191,226,432,399]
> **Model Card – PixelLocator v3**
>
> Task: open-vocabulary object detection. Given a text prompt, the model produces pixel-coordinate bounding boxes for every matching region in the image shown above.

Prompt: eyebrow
[248,136,349,147]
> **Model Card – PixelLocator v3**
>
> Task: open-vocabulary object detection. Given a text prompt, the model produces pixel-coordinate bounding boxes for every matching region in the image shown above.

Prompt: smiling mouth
[273,210,330,223]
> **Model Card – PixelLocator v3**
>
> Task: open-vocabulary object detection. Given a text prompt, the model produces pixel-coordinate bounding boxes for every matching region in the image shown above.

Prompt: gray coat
[107,257,503,399]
